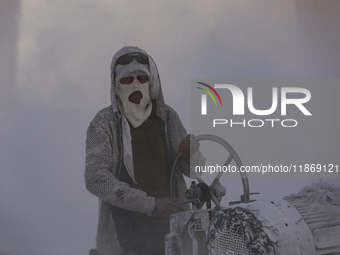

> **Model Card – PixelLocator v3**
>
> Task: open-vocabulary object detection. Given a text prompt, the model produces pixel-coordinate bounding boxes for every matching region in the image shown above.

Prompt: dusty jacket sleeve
[85,114,155,216]
[169,107,206,177]
[166,107,192,177]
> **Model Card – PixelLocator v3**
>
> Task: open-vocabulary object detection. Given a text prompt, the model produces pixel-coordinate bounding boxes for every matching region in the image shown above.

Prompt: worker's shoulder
[89,106,117,127]
[163,104,181,119]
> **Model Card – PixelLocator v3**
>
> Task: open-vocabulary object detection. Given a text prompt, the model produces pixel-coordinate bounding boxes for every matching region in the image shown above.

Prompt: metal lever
[229,192,260,206]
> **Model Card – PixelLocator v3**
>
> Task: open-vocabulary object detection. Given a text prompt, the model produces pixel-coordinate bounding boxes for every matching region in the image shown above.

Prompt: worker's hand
[178,134,200,160]
[152,197,184,217]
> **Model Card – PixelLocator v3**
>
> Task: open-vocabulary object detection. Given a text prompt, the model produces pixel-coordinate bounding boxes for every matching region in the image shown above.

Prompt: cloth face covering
[117,71,152,128]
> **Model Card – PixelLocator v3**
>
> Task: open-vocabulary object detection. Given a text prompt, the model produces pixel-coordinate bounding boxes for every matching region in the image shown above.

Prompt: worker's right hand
[152,197,184,217]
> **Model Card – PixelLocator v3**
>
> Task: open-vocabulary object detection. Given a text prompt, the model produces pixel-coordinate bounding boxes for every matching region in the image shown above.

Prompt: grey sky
[1,1,340,254]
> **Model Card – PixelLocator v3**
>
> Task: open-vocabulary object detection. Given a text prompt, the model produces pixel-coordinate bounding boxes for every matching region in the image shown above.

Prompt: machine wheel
[170,134,250,208]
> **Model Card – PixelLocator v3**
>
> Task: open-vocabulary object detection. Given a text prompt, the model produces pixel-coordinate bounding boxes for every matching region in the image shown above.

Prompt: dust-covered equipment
[165,134,251,255]
[206,182,340,255]
[165,134,340,255]
[283,182,340,255]
[206,200,315,255]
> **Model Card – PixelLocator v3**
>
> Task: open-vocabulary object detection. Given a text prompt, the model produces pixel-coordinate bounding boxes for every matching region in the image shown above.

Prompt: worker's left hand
[178,134,200,160]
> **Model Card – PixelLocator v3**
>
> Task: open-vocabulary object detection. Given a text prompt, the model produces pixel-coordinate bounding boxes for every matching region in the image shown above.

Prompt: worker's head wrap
[115,59,152,128]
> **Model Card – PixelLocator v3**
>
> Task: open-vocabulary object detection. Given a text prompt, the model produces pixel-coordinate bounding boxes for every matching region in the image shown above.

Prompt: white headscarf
[116,71,152,128]
[115,59,153,128]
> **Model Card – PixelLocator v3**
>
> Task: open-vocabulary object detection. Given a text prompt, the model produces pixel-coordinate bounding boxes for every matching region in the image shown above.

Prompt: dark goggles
[119,75,149,84]
[116,53,149,65]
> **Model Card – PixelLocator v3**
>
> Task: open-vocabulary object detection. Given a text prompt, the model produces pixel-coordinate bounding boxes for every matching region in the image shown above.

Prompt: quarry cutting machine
[165,134,340,255]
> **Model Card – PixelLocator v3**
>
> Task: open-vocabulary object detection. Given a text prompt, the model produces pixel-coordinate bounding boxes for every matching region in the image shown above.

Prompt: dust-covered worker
[85,46,204,255]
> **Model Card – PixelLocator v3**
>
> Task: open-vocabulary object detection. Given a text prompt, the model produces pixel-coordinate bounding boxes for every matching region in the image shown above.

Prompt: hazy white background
[1,1,340,254]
